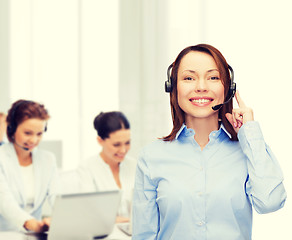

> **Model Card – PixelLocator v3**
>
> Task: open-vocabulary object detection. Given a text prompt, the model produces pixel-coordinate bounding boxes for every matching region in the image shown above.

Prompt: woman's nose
[195,79,208,92]
[29,135,40,144]
[119,145,129,154]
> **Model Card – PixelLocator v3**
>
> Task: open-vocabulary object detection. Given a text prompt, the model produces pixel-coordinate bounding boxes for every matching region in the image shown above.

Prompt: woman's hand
[23,218,50,233]
[225,91,254,133]
[116,216,130,223]
[42,217,51,227]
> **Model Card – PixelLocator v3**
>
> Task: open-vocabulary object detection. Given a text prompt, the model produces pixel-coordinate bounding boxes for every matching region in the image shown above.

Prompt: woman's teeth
[192,99,211,103]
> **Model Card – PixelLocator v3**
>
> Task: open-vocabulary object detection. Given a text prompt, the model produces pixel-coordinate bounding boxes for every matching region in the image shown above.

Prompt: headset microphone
[211,89,235,111]
[211,65,236,111]
[14,142,30,151]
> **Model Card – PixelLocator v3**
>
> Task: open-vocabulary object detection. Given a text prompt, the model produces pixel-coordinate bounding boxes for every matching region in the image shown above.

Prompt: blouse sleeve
[238,121,287,214]
[0,162,33,231]
[132,149,159,240]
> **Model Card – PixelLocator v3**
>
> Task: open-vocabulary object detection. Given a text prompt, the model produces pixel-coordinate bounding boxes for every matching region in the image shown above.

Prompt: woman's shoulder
[0,142,13,151]
[139,138,177,160]
[35,147,55,157]
[0,143,16,160]
[143,138,175,151]
[78,155,104,172]
[83,154,102,166]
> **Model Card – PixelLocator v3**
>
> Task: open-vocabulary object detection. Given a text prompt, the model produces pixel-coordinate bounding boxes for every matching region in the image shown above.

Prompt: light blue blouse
[132,121,286,240]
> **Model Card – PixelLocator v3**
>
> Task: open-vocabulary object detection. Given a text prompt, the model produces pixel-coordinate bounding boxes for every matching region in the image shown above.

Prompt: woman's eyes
[183,76,219,81]
[24,131,43,136]
[209,76,220,80]
[113,141,130,147]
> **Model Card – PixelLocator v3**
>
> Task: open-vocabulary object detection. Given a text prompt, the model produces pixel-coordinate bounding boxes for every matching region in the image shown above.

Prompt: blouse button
[198,221,205,226]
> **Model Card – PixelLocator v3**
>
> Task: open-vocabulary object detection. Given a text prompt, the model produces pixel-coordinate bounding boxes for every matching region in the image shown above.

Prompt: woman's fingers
[235,90,246,108]
[225,110,243,133]
[225,91,254,134]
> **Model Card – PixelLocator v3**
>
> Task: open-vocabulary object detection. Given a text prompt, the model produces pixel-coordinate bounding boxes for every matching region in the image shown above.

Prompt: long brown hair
[163,44,238,141]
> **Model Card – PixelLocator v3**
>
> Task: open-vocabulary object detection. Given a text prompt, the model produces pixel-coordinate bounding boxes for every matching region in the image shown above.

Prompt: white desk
[0,225,131,240]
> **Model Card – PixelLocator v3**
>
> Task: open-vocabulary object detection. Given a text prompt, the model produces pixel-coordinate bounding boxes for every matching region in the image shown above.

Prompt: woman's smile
[189,96,214,106]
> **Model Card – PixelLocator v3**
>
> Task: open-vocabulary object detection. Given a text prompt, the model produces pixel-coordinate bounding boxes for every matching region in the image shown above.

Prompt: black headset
[7,100,47,138]
[165,63,236,110]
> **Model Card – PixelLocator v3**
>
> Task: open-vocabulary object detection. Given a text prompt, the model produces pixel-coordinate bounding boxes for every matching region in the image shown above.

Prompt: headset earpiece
[165,81,172,93]
[7,124,15,137]
[7,101,25,137]
[227,65,236,99]
[165,64,174,93]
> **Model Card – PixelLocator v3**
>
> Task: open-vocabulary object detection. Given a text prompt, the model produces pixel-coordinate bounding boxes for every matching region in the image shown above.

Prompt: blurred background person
[0,112,7,146]
[78,111,136,223]
[0,100,59,233]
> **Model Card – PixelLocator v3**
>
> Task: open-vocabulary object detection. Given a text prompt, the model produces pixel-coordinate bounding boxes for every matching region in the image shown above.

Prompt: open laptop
[43,190,121,240]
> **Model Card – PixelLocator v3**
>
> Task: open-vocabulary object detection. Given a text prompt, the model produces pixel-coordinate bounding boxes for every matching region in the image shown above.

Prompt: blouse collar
[175,123,232,140]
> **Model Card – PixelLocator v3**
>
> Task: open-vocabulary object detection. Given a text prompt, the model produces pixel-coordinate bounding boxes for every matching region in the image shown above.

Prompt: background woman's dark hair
[93,111,130,139]
[6,99,50,142]
[163,44,238,141]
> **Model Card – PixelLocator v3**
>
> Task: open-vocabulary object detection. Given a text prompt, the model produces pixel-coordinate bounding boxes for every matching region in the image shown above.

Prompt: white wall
[0,0,10,111]
[119,0,171,159]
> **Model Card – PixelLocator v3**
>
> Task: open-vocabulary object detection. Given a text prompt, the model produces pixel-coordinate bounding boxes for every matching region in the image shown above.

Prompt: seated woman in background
[0,112,7,145]
[78,111,136,223]
[0,100,59,233]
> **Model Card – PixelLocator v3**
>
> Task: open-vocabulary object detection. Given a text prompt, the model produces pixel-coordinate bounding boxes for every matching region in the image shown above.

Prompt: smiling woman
[77,111,136,223]
[132,44,287,240]
[0,99,59,233]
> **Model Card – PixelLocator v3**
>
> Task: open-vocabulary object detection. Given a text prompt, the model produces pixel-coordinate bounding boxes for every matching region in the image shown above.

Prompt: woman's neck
[15,146,32,166]
[100,152,121,188]
[100,152,119,169]
[185,115,219,150]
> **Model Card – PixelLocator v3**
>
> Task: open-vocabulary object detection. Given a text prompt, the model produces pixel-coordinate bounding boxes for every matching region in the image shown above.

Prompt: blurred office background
[0,0,291,239]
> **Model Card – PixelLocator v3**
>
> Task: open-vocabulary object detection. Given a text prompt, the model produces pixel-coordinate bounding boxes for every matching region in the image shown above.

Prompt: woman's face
[99,128,131,164]
[14,118,46,152]
[177,51,225,122]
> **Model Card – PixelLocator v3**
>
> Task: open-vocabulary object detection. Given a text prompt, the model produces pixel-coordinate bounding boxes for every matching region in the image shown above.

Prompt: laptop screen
[48,190,121,240]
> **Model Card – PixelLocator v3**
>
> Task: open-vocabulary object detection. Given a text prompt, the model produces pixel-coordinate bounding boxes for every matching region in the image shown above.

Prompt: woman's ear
[97,136,103,145]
